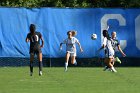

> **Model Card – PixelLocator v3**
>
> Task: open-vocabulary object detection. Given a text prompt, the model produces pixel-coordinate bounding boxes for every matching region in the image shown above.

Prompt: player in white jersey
[60,31,83,71]
[98,30,117,72]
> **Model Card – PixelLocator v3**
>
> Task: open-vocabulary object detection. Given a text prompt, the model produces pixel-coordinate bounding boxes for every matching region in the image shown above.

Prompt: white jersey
[103,37,114,58]
[62,37,79,53]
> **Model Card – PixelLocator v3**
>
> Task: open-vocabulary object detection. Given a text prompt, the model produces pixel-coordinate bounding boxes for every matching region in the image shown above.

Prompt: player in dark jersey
[102,31,126,72]
[111,31,126,65]
[26,24,44,76]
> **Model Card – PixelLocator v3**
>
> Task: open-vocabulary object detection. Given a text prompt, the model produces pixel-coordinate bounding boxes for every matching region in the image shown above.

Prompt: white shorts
[105,48,114,58]
[67,51,76,56]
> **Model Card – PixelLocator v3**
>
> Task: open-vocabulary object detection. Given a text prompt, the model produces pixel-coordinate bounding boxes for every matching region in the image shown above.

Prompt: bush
[0,0,139,8]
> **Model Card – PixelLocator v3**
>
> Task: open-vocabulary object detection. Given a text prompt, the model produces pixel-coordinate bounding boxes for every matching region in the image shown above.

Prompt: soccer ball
[91,34,97,40]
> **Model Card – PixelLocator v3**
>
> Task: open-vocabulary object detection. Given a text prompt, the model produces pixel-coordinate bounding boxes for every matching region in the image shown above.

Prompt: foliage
[0,0,140,8]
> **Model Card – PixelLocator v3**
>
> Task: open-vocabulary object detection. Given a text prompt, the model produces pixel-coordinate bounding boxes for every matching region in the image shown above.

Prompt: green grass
[0,67,140,93]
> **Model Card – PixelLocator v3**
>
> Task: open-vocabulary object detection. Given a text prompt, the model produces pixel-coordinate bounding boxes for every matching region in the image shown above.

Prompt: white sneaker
[74,61,77,65]
[39,71,42,76]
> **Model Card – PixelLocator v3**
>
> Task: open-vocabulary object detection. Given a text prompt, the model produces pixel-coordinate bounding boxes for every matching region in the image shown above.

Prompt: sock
[74,60,77,65]
[39,61,43,72]
[65,62,68,69]
[30,62,33,73]
[111,66,117,72]
[111,66,114,69]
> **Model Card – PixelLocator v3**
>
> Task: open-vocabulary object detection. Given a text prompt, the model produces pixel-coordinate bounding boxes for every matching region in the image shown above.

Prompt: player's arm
[98,44,105,52]
[40,37,44,48]
[26,38,29,42]
[97,37,106,52]
[60,43,64,50]
[117,45,126,57]
[26,34,30,43]
[106,25,109,30]
[77,42,83,52]
[60,39,67,50]
[60,43,63,47]
[39,33,44,48]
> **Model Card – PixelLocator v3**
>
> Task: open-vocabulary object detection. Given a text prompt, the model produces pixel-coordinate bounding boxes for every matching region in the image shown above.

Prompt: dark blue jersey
[111,38,120,50]
[26,32,42,49]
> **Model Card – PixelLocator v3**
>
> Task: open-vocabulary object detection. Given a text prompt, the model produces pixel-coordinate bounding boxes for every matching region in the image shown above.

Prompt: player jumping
[60,30,83,72]
[111,31,126,65]
[98,30,117,72]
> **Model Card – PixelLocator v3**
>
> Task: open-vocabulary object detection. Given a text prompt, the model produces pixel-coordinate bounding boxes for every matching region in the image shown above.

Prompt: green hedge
[0,0,140,8]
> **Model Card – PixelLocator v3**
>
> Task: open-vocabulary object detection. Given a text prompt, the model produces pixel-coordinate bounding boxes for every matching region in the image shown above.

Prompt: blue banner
[0,8,140,58]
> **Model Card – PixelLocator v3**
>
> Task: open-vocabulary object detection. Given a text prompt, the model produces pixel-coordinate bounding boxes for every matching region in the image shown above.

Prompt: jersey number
[31,35,39,42]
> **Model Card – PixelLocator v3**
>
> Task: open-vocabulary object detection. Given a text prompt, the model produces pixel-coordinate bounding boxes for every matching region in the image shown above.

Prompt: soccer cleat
[65,69,67,72]
[115,57,121,64]
[65,67,68,72]
[39,71,42,76]
[108,68,113,72]
[30,72,33,76]
[103,66,108,71]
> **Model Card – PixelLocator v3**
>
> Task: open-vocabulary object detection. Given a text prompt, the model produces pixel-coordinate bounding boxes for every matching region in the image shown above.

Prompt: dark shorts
[30,46,42,55]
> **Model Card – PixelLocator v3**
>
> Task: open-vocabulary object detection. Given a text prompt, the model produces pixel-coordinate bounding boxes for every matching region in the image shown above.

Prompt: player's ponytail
[71,30,77,36]
[30,24,36,34]
[67,30,77,37]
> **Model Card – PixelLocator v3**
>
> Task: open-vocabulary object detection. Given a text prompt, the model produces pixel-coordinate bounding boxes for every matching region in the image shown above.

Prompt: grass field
[0,67,140,93]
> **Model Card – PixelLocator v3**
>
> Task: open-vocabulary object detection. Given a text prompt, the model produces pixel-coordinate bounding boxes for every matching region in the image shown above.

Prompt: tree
[0,0,140,8]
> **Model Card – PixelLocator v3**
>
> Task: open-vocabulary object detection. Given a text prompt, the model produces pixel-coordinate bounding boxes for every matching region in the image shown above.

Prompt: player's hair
[67,30,77,36]
[111,31,116,35]
[30,24,36,34]
[103,30,110,40]
[67,31,71,35]
[71,30,77,36]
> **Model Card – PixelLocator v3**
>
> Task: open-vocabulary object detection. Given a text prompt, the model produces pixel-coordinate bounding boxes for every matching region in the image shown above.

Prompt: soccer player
[98,30,117,72]
[26,24,44,76]
[111,31,126,65]
[60,30,83,72]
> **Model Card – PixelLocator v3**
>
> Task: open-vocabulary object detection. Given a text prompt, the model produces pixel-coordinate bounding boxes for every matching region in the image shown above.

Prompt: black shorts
[29,46,42,55]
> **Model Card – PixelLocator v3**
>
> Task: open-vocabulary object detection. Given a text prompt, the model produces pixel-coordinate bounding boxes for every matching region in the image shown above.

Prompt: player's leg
[103,50,110,71]
[111,58,115,66]
[30,53,34,76]
[37,52,43,76]
[107,50,117,72]
[111,55,121,66]
[71,53,77,65]
[65,52,70,71]
[71,56,77,65]
[109,57,117,72]
[104,58,110,71]
[115,57,121,64]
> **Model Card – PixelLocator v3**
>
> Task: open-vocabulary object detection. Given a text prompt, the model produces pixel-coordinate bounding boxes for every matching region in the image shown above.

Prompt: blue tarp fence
[0,8,140,58]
